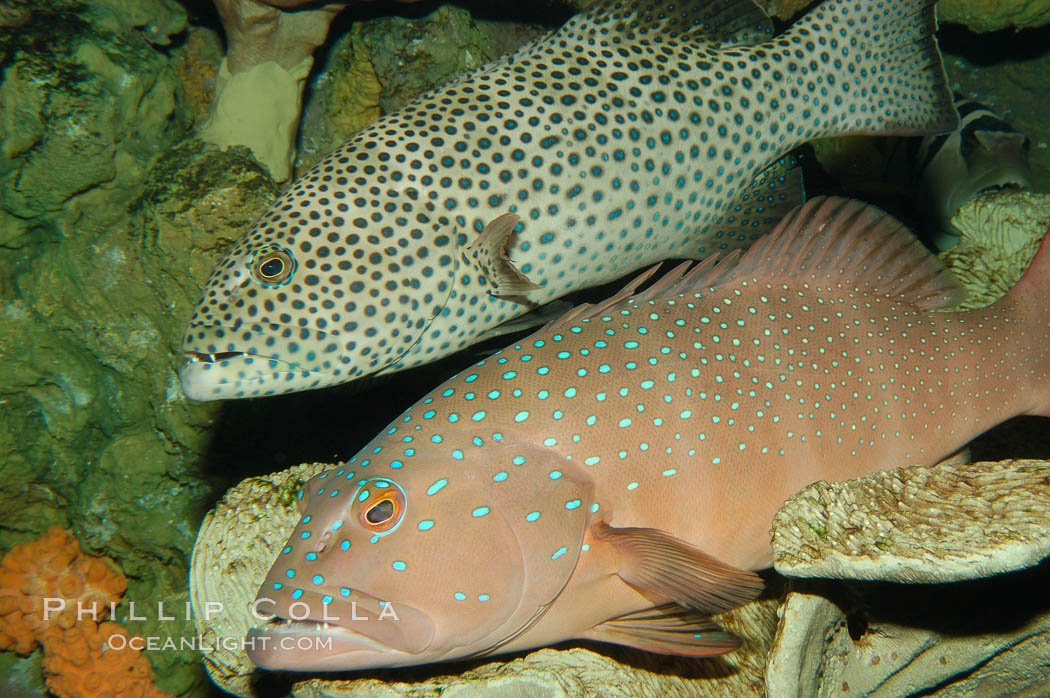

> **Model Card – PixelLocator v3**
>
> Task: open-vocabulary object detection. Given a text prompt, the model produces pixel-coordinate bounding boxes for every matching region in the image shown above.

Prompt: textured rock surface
[938,0,1050,32]
[765,575,1050,697]
[191,462,327,698]
[191,463,780,698]
[297,5,545,171]
[940,191,1050,309]
[767,459,1050,697]
[771,459,1050,582]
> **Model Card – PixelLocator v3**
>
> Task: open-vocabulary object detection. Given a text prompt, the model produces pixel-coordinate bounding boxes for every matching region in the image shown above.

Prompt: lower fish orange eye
[352,478,407,536]
[365,498,395,525]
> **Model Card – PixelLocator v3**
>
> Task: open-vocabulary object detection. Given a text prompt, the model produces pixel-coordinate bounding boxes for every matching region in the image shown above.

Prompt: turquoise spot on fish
[479,594,491,602]
[549,470,562,480]
[493,471,508,482]
[452,449,464,460]
[552,547,568,560]
[357,490,370,502]
[292,589,303,599]
[454,592,466,601]
[565,499,581,510]
[472,506,490,517]
[312,574,323,585]
[393,561,407,571]
[585,456,600,466]
[418,520,434,531]
[526,511,540,522]
[340,540,350,551]
[514,410,530,422]
[472,410,486,421]
[426,479,447,496]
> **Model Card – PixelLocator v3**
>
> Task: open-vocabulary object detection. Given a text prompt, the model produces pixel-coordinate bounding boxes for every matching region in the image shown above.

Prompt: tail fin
[785,0,957,139]
[1002,229,1050,416]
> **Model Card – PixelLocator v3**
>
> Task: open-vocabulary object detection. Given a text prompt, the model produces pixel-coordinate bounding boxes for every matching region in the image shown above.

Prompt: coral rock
[940,190,1050,310]
[0,526,126,654]
[771,459,1050,582]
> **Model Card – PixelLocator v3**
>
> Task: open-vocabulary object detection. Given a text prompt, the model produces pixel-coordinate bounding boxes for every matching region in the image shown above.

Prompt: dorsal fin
[547,197,963,333]
[569,0,773,48]
[632,197,964,310]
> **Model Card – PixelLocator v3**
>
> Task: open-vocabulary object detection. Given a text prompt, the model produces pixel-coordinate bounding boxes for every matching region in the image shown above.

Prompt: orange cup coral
[0,526,125,652]
[0,526,170,698]
[42,621,170,698]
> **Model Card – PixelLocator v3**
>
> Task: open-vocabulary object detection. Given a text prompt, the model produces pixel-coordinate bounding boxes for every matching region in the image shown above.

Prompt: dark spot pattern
[179,0,956,400]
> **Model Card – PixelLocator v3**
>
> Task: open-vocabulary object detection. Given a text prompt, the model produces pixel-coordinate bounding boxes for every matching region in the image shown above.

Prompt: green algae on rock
[296,4,546,172]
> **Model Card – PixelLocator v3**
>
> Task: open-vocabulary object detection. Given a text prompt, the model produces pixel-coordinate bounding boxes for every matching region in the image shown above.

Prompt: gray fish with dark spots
[179,0,957,401]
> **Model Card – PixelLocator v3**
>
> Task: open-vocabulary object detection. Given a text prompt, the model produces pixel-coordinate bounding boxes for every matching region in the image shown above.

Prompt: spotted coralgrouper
[245,196,1050,670]
[179,0,957,400]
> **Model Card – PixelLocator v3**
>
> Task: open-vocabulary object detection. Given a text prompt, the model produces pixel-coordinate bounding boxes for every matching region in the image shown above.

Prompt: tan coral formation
[939,190,1050,310]
[190,462,779,697]
[765,584,1050,697]
[771,459,1050,583]
[767,458,1050,696]
[190,462,328,698]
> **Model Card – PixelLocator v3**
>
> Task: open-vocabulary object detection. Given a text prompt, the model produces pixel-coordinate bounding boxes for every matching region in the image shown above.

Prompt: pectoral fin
[593,522,763,614]
[465,213,541,297]
[583,604,740,657]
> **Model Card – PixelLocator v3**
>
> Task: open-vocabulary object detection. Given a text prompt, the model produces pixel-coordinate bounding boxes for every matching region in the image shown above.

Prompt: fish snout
[178,322,339,400]
[247,587,436,671]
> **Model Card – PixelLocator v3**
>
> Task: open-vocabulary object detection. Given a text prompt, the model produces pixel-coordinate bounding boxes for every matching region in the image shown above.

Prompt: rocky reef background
[1,0,1049,695]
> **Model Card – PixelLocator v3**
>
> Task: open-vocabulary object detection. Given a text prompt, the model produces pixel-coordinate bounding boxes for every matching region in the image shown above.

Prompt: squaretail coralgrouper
[245,196,1050,670]
[179,0,957,400]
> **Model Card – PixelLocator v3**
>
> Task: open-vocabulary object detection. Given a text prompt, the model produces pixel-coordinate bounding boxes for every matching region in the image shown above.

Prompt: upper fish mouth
[182,350,256,364]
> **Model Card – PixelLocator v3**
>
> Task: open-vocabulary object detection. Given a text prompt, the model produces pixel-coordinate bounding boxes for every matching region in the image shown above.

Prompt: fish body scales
[408,280,1026,570]
[180,0,956,400]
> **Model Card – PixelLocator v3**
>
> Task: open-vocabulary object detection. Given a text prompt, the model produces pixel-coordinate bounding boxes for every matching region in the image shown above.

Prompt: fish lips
[247,588,437,671]
[178,322,334,400]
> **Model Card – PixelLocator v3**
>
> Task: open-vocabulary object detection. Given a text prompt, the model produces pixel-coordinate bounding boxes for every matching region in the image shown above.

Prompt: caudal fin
[1001,229,1050,416]
[788,0,957,138]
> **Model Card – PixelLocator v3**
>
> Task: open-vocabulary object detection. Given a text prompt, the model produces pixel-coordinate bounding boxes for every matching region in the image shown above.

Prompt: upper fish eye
[251,246,295,287]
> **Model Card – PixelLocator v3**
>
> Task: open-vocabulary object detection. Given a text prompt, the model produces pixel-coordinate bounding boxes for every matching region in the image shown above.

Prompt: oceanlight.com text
[105,634,335,653]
